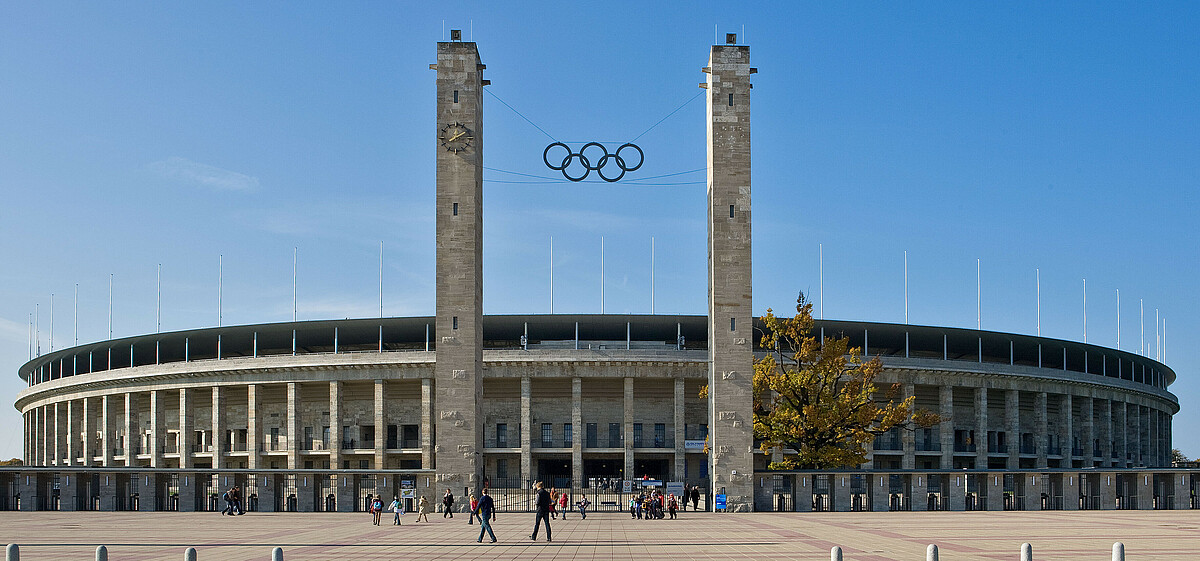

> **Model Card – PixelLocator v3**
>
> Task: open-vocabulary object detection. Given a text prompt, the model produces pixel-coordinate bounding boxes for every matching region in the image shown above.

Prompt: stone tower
[433,33,486,501]
[705,34,755,511]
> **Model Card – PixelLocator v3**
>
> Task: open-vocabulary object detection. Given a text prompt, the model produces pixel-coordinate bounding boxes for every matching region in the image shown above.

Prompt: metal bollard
[96,545,108,561]
[5,543,17,561]
[184,547,197,561]
[831,546,842,561]
[1112,542,1125,561]
[1021,543,1032,561]
[926,544,938,561]
[271,547,283,561]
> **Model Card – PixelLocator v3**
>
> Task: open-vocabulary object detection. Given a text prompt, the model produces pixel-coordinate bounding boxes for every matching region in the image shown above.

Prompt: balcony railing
[953,443,977,453]
[915,442,941,452]
[989,444,1008,454]
[873,439,902,451]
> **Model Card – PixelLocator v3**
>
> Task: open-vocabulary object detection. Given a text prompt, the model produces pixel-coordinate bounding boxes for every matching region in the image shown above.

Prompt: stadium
[8,34,1188,513]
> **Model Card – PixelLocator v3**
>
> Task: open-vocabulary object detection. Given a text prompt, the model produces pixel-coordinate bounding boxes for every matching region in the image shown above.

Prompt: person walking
[443,488,455,518]
[417,496,430,523]
[475,488,497,543]
[468,494,479,525]
[220,487,234,516]
[557,489,569,520]
[371,496,384,526]
[576,494,590,519]
[389,495,403,526]
[549,488,558,519]
[530,481,553,542]
[690,485,700,511]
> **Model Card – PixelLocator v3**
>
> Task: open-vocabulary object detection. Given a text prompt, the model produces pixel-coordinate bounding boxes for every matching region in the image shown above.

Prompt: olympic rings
[543,142,644,182]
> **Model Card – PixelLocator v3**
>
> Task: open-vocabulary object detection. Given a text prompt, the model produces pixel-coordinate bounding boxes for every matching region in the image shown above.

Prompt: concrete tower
[705,33,755,512]
[433,32,486,500]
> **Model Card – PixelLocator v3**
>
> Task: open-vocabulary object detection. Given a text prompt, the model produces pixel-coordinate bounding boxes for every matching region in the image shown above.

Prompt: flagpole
[1035,268,1040,337]
[292,247,298,323]
[218,255,223,327]
[819,243,824,320]
[600,237,605,314]
[903,250,908,324]
[156,265,161,334]
[976,258,981,330]
[108,273,113,340]
[1082,278,1087,343]
[49,293,54,352]
[651,237,655,315]
[1116,289,1121,350]
[74,283,78,347]
[379,241,384,319]
[550,236,554,314]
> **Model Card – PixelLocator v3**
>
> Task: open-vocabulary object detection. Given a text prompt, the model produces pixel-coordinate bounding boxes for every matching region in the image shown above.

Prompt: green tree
[1171,448,1189,465]
[752,293,941,470]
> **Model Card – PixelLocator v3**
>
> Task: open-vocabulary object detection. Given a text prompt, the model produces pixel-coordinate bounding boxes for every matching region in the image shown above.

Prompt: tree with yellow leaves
[751,292,941,469]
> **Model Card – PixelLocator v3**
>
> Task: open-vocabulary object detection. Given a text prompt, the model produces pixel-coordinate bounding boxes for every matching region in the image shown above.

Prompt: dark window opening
[731,317,736,331]
[729,204,734,218]
[453,316,458,330]
[453,90,459,103]
[453,202,458,216]
[728,93,734,106]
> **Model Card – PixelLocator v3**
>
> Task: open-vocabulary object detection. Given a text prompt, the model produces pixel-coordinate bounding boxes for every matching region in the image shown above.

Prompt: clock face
[439,122,473,153]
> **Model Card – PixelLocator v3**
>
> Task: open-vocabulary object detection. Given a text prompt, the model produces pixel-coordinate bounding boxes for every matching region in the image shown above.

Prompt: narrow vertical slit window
[728,93,734,106]
[453,202,458,216]
[453,90,459,103]
[729,204,735,218]
[453,316,458,330]
[730,317,736,331]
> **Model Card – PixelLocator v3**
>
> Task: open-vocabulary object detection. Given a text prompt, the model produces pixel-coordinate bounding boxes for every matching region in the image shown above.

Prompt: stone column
[65,400,76,466]
[1023,473,1043,511]
[1132,404,1143,465]
[986,473,1004,511]
[1114,401,1127,467]
[519,377,531,481]
[794,474,813,512]
[948,473,966,511]
[901,384,915,469]
[1060,394,1073,465]
[374,379,385,469]
[101,395,113,466]
[623,377,634,479]
[286,382,300,470]
[433,36,486,498]
[150,390,164,468]
[138,472,158,512]
[52,403,62,466]
[59,472,78,511]
[1100,399,1113,467]
[1150,409,1160,466]
[124,392,137,466]
[572,377,583,487]
[1080,396,1094,466]
[1063,473,1079,510]
[909,474,927,511]
[674,377,686,479]
[871,474,889,512]
[1100,470,1117,509]
[1035,392,1048,468]
[40,406,49,466]
[974,387,987,467]
[211,386,225,469]
[179,388,193,469]
[1006,390,1019,469]
[326,381,340,469]
[421,378,433,470]
[832,474,850,512]
[178,472,196,512]
[705,36,755,512]
[1136,472,1153,509]
[82,397,95,467]
[247,384,261,470]
[939,386,954,468]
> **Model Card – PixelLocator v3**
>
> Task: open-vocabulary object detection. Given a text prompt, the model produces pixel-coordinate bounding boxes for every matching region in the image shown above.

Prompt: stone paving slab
[0,510,1197,560]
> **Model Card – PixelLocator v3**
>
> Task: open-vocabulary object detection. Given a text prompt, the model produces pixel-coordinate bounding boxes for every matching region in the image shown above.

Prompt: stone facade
[705,36,755,511]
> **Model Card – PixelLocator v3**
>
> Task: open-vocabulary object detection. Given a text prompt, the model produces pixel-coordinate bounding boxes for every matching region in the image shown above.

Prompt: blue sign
[715,494,727,510]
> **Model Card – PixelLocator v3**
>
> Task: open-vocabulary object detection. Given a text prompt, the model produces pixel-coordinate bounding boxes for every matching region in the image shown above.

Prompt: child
[371,496,384,526]
[389,495,403,526]
[558,490,569,520]
[576,494,590,519]
[468,494,478,525]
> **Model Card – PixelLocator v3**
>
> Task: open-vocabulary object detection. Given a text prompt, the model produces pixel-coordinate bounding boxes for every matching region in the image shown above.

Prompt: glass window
[633,423,643,448]
[564,423,573,447]
[497,423,508,448]
[654,423,666,448]
[541,423,552,448]
[497,458,508,479]
[609,423,621,448]
[585,423,597,448]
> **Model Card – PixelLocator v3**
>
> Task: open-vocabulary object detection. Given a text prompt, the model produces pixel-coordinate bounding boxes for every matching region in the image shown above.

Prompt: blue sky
[1,2,1197,460]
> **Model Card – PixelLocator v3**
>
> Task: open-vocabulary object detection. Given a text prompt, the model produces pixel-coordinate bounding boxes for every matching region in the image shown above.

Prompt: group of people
[220,486,245,516]
[629,490,679,519]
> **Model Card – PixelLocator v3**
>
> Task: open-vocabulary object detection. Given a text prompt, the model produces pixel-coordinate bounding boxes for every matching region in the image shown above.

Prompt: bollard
[1021,543,1032,561]
[1112,542,1125,561]
[5,543,17,561]
[926,544,938,561]
[95,545,108,561]
[184,546,197,561]
[831,546,842,561]
[271,547,283,561]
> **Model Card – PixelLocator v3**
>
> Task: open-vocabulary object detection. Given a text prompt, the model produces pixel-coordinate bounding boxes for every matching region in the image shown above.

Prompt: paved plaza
[0,510,1197,560]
